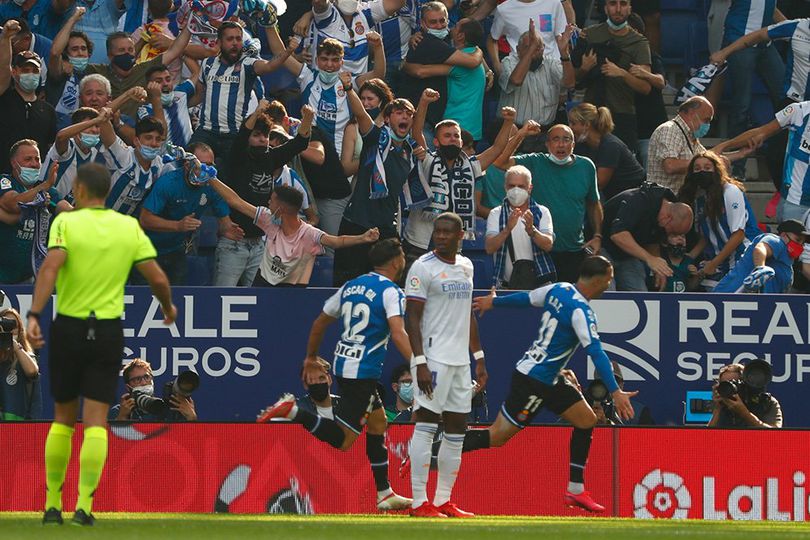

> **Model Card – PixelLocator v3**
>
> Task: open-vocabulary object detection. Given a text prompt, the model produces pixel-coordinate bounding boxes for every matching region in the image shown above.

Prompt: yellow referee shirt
[48,207,157,319]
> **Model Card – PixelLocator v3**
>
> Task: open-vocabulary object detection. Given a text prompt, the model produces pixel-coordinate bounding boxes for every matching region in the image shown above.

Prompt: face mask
[787,239,804,259]
[318,70,339,85]
[390,129,407,143]
[188,163,217,186]
[548,153,572,166]
[366,106,380,118]
[576,130,589,144]
[80,133,100,148]
[308,382,330,402]
[17,73,39,93]
[131,383,154,396]
[138,145,160,160]
[692,119,711,139]
[689,170,714,190]
[668,245,686,258]
[112,53,136,71]
[529,57,543,71]
[426,27,449,39]
[270,209,282,226]
[160,91,174,107]
[12,0,25,6]
[506,186,529,207]
[18,166,41,186]
[606,19,628,31]
[336,0,358,15]
[68,56,89,72]
[397,382,414,404]
[438,144,462,161]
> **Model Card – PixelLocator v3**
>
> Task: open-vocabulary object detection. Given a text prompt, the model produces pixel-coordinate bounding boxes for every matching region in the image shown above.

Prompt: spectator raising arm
[48,7,85,81]
[0,20,21,95]
[264,26,305,77]
[357,31,385,85]
[341,71,374,136]
[412,88,438,150]
[160,20,192,67]
[493,120,542,170]
[476,107,517,170]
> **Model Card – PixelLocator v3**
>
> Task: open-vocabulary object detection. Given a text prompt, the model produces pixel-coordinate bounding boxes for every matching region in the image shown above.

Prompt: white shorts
[412,361,472,415]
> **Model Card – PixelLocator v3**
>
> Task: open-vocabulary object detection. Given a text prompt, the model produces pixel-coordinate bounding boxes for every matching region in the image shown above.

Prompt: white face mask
[548,153,573,166]
[130,383,154,396]
[506,186,529,207]
[336,0,359,15]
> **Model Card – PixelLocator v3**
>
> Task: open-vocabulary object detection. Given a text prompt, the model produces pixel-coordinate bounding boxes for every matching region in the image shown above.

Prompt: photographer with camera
[573,0,652,150]
[110,358,198,422]
[708,361,782,429]
[0,304,41,420]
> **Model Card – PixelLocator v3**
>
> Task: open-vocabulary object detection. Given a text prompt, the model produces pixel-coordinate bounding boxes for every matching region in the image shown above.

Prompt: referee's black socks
[296,409,345,449]
[569,427,593,484]
[461,429,490,452]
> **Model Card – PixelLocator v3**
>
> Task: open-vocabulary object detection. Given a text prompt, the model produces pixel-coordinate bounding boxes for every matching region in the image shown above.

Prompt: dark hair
[71,106,99,124]
[383,98,415,118]
[317,38,344,58]
[434,211,463,231]
[368,238,403,268]
[217,21,243,41]
[123,358,152,383]
[106,31,132,54]
[579,255,613,280]
[148,0,172,19]
[11,18,30,36]
[274,184,304,210]
[359,78,394,110]
[145,64,170,81]
[75,163,112,198]
[460,128,474,148]
[390,363,411,385]
[265,100,288,123]
[435,119,460,137]
[252,113,273,136]
[135,116,165,137]
[457,18,483,47]
[678,151,742,226]
[63,31,93,58]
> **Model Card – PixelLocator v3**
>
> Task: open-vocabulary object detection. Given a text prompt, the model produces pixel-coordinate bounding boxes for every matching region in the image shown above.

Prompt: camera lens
[716,380,738,399]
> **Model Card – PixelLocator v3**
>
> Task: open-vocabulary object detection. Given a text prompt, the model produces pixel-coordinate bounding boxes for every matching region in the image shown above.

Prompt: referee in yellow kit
[26,163,177,526]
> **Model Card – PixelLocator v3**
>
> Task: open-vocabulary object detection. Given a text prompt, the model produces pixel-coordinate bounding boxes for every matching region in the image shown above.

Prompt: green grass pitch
[3,513,810,539]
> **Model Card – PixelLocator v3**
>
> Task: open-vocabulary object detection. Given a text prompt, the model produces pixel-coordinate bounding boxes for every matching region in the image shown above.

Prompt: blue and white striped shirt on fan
[376,0,420,64]
[312,1,389,74]
[298,65,354,154]
[103,138,168,216]
[776,101,810,206]
[198,54,258,135]
[138,80,196,148]
[40,140,106,203]
[724,0,776,43]
[767,18,810,102]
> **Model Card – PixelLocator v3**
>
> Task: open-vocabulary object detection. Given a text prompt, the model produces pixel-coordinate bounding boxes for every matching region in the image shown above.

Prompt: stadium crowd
[1,0,810,294]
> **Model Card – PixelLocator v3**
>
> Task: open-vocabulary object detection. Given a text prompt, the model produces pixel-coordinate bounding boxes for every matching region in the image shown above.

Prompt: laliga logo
[634,469,691,519]
[590,299,661,381]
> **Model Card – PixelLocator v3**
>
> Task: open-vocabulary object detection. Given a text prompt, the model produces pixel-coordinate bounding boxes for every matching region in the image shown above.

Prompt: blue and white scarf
[368,126,431,209]
[421,152,478,240]
[492,200,556,287]
[18,192,50,277]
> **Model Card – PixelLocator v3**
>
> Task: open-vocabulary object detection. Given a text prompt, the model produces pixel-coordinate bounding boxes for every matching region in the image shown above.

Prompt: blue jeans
[726,45,785,173]
[776,198,810,222]
[213,237,265,287]
[603,250,649,291]
[315,196,350,256]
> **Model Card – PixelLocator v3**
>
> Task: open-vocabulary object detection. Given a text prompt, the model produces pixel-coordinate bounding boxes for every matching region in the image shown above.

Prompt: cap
[777,219,810,238]
[13,51,41,69]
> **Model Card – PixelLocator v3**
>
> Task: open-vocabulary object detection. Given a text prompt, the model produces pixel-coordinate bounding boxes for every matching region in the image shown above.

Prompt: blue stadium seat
[661,12,703,66]
[309,256,335,287]
[198,215,219,249]
[186,255,213,286]
[468,253,493,289]
[685,21,709,70]
[661,0,703,10]
[462,217,488,251]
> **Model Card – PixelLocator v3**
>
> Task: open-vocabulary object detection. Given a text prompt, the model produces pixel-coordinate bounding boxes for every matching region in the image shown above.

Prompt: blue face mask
[693,122,711,139]
[398,382,414,404]
[270,209,282,226]
[548,153,572,166]
[68,56,89,72]
[138,145,160,160]
[17,73,39,93]
[18,166,41,186]
[606,19,628,31]
[80,133,100,148]
[160,91,174,107]
[318,70,339,85]
[426,27,449,39]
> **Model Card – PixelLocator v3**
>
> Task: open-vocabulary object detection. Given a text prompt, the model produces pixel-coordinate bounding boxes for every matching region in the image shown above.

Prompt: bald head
[678,96,713,131]
[659,201,694,234]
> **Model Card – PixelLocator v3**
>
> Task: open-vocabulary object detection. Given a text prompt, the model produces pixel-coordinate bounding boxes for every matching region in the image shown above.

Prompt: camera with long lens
[716,359,772,404]
[130,389,169,415]
[586,379,619,424]
[0,315,16,353]
[162,370,200,402]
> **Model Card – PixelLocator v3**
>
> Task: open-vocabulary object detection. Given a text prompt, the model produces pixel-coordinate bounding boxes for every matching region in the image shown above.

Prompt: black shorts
[49,315,124,405]
[501,371,584,427]
[334,377,383,434]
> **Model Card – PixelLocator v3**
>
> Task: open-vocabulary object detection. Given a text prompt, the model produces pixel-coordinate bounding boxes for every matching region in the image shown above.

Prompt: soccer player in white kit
[404,212,487,518]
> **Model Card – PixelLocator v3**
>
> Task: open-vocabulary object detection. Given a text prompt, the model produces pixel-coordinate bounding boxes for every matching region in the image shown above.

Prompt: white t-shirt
[486,204,554,281]
[490,0,566,57]
[405,251,474,365]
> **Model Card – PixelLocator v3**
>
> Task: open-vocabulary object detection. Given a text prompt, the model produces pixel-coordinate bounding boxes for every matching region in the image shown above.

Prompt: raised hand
[420,88,440,103]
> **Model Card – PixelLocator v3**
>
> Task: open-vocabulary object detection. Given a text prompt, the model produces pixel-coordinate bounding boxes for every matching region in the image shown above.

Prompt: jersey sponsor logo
[317,101,338,122]
[334,341,366,360]
[208,74,241,84]
[800,137,810,154]
[0,178,11,190]
[633,469,691,519]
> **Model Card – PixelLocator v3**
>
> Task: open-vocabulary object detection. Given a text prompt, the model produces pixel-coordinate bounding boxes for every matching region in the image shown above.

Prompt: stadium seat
[309,256,334,287]
[684,21,709,70]
[198,215,219,249]
[186,255,213,286]
[468,253,494,289]
[462,217,488,251]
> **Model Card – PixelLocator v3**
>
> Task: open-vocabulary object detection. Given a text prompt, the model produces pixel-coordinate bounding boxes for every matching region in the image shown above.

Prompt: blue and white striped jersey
[776,101,810,206]
[516,283,604,385]
[312,1,389,74]
[767,18,810,102]
[298,65,354,154]
[137,80,196,148]
[376,0,420,64]
[40,139,107,203]
[103,138,167,216]
[724,0,776,43]
[198,54,258,135]
[54,72,83,130]
[696,183,761,273]
[324,272,406,380]
[273,165,310,211]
